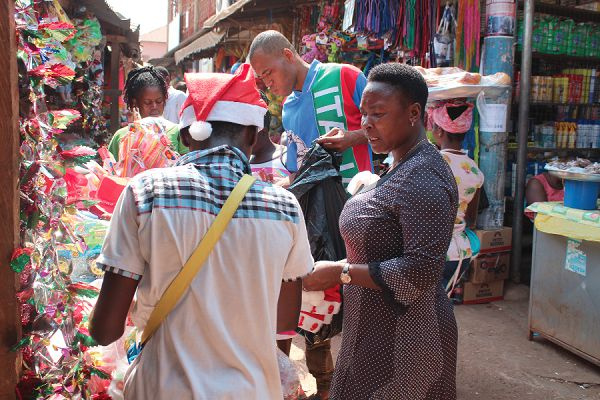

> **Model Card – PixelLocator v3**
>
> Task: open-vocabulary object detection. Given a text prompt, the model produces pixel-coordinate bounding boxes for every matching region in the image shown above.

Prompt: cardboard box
[470,252,510,284]
[462,280,504,304]
[476,227,512,254]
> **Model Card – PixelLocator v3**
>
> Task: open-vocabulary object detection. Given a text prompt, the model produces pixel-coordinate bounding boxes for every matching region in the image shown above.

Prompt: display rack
[509,0,600,283]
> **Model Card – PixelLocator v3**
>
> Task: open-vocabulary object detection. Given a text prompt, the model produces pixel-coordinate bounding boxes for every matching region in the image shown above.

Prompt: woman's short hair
[123,66,169,109]
[368,63,429,116]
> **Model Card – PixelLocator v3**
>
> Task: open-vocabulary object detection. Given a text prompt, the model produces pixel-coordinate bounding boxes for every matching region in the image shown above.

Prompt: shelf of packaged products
[507,146,600,153]
[516,51,600,65]
[518,1,600,23]
[513,101,600,107]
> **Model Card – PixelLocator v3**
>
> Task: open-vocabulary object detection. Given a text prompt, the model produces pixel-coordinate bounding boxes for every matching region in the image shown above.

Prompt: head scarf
[427,101,474,134]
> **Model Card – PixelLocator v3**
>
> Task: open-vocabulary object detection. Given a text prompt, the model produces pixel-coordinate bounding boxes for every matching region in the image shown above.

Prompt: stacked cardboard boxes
[462,227,512,304]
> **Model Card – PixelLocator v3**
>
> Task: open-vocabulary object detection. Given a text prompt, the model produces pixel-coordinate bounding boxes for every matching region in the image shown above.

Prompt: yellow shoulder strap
[141,174,256,344]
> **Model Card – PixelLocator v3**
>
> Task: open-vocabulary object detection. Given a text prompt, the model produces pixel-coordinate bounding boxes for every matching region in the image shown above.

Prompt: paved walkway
[291,284,600,399]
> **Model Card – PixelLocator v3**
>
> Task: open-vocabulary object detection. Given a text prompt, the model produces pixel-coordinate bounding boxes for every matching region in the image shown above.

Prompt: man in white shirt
[156,66,188,124]
[90,64,313,399]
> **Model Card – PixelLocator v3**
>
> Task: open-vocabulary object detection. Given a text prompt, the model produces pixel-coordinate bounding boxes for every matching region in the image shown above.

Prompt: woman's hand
[303,261,345,291]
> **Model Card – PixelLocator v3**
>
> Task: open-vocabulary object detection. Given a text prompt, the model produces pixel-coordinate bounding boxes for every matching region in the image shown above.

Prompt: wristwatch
[340,263,352,284]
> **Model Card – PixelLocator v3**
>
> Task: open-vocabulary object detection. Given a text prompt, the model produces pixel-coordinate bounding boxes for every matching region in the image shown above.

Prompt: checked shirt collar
[176,145,252,176]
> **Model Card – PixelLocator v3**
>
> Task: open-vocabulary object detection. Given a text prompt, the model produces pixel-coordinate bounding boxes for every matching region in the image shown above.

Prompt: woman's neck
[440,142,463,152]
[391,129,426,165]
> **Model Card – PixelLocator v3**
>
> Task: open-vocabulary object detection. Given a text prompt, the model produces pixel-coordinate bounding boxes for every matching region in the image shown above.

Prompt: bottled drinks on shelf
[517,16,600,58]
[533,121,600,149]
[529,69,599,104]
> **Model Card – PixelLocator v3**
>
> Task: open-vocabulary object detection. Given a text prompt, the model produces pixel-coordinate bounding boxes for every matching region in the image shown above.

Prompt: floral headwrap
[427,101,474,134]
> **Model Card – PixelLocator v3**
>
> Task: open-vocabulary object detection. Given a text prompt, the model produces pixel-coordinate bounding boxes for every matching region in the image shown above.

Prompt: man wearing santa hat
[90,63,313,399]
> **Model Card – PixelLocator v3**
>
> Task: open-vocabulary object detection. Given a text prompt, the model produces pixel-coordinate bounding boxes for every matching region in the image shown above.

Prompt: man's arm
[277,280,303,332]
[89,272,138,345]
[316,127,368,152]
[90,184,146,345]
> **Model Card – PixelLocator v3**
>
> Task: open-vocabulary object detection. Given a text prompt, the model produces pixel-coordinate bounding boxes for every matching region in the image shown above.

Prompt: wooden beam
[0,0,22,396]
[106,34,128,44]
[109,44,121,134]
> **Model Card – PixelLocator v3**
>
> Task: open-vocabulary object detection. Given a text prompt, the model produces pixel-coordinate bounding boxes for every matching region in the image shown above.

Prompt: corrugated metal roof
[174,30,226,64]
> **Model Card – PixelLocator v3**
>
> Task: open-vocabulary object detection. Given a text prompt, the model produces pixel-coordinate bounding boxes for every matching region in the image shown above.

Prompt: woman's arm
[465,188,481,229]
[303,261,380,291]
[304,173,455,307]
[526,178,548,205]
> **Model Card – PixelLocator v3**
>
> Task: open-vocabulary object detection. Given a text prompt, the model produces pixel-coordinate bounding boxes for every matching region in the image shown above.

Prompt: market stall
[525,159,600,364]
[6,0,141,397]
[527,199,600,366]
[510,0,600,282]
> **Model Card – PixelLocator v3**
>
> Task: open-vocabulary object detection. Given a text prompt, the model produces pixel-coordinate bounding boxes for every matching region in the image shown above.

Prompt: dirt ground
[291,284,600,399]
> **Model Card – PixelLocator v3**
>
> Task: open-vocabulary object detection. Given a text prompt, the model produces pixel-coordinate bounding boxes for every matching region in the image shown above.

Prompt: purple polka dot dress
[331,142,459,400]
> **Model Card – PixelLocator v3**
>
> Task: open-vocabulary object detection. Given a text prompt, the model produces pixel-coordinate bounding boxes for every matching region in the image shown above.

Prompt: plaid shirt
[100,145,302,280]
[130,145,300,221]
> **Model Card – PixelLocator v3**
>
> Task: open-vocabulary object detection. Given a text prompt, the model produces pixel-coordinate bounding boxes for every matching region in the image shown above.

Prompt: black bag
[288,144,348,344]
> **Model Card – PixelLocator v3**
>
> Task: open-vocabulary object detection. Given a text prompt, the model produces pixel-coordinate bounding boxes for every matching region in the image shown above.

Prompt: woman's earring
[411,120,415,127]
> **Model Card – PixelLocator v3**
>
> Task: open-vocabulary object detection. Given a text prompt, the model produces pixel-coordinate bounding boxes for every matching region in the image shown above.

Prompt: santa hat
[179,63,267,141]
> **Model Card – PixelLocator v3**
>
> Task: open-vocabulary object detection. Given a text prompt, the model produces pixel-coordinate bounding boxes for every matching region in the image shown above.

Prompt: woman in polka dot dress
[303,63,459,399]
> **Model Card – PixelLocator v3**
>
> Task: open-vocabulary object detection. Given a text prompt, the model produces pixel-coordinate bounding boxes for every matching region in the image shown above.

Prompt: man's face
[250,48,296,97]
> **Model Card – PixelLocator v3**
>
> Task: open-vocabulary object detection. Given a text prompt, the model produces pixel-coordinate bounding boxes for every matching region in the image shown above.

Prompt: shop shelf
[516,51,600,65]
[513,101,600,107]
[518,1,600,23]
[507,146,600,153]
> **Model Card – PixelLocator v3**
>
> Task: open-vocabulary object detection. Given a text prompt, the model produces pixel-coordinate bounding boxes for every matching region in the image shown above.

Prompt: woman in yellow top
[108,66,188,160]
[429,101,484,298]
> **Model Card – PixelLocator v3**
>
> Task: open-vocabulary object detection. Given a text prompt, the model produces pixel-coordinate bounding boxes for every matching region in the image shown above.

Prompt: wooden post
[0,0,22,396]
[109,41,121,134]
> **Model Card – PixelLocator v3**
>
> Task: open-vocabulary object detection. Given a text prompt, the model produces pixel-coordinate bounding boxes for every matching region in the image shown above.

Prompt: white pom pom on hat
[178,63,267,142]
[188,120,213,141]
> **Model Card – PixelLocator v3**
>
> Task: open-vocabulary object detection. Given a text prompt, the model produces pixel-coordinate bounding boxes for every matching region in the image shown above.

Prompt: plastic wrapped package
[116,117,180,178]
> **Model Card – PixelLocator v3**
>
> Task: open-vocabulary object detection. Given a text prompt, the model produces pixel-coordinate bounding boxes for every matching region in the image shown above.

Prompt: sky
[105,0,168,34]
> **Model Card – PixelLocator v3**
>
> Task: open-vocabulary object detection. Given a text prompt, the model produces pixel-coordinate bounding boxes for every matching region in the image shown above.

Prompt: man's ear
[180,127,191,148]
[243,126,259,157]
[283,48,295,62]
[248,126,259,148]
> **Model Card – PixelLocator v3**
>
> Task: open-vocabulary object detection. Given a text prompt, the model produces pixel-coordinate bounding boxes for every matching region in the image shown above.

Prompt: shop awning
[79,0,138,40]
[174,31,226,64]
[202,0,253,29]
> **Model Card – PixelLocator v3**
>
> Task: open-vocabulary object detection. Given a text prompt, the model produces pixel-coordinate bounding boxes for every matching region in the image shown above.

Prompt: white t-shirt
[163,87,188,124]
[97,146,313,399]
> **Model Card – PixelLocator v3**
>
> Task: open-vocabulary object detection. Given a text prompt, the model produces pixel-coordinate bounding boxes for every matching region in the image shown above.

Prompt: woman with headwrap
[429,101,484,299]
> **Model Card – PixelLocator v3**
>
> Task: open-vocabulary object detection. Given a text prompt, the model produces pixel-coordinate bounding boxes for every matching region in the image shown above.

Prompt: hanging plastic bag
[288,144,347,344]
[288,144,348,262]
[277,348,307,400]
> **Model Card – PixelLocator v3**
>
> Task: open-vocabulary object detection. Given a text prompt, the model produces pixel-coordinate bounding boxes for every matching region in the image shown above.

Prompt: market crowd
[90,30,484,400]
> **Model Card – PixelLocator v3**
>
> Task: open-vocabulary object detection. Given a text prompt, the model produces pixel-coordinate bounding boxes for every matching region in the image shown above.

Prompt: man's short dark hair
[368,63,429,115]
[249,30,296,59]
[180,121,249,147]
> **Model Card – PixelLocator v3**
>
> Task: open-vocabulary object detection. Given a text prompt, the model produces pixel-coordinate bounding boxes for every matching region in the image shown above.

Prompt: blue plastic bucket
[564,179,600,210]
